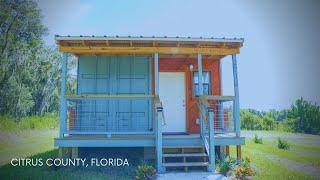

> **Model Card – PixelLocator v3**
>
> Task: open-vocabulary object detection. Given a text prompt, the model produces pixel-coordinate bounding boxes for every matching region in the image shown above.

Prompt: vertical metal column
[154,52,159,95]
[197,53,203,95]
[232,54,240,137]
[197,53,204,135]
[156,107,165,173]
[154,52,164,172]
[59,53,68,138]
[218,60,224,132]
[207,107,215,172]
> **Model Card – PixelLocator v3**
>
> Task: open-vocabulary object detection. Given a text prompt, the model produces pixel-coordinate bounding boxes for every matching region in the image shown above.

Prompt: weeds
[277,137,290,150]
[135,164,156,180]
[217,156,236,176]
[253,134,263,144]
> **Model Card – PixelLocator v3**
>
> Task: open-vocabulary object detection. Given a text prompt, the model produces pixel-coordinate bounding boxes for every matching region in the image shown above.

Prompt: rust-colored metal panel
[157,57,221,134]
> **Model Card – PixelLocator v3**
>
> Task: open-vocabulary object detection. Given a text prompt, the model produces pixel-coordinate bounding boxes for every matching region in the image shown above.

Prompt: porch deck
[54,133,245,147]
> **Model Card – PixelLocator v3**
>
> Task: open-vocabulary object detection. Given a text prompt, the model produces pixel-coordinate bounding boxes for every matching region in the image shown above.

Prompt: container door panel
[78,56,96,94]
[76,55,151,133]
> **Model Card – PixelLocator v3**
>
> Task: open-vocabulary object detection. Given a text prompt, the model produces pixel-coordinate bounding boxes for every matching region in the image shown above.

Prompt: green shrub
[135,164,156,180]
[277,137,290,150]
[262,116,275,130]
[240,109,263,130]
[217,156,236,176]
[277,118,296,132]
[253,134,263,144]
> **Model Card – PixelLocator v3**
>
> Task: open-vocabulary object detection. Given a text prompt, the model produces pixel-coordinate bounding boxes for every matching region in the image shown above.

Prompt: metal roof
[55,35,244,43]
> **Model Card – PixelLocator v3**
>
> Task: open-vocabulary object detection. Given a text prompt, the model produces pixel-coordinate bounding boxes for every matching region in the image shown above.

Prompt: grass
[0,130,57,166]
[244,138,320,167]
[231,147,314,180]
[0,113,58,133]
[0,113,147,180]
[0,150,137,180]
[0,130,141,180]
[232,131,320,179]
[0,123,320,179]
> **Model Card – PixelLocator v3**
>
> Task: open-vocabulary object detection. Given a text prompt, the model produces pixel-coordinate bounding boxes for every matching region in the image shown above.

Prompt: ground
[235,131,320,180]
[0,130,319,179]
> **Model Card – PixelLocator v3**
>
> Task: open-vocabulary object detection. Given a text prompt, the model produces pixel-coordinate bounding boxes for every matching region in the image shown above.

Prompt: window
[193,71,210,96]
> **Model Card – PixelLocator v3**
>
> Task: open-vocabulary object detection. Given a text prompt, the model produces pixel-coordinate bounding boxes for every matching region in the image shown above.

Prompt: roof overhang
[55,35,244,56]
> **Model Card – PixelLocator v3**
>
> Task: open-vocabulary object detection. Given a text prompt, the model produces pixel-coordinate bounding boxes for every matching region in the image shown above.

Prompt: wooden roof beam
[58,46,240,55]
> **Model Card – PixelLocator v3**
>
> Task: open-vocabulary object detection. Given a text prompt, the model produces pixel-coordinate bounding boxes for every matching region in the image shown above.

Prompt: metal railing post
[198,54,204,136]
[154,52,159,95]
[59,53,68,138]
[156,107,165,173]
[207,107,215,172]
[232,54,240,137]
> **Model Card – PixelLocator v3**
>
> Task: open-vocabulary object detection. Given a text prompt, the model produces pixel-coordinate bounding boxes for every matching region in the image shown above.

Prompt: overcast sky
[38,0,320,110]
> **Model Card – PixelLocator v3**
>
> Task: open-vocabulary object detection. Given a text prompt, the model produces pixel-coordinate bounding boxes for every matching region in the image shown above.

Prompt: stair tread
[163,146,204,148]
[163,162,209,167]
[163,153,207,157]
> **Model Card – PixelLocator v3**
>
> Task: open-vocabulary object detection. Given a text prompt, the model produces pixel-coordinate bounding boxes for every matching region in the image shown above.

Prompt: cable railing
[63,94,156,136]
[198,95,236,135]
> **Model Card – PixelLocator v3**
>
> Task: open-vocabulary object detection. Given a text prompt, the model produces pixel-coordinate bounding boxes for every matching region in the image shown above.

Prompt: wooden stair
[163,153,207,157]
[163,162,209,167]
[162,146,209,171]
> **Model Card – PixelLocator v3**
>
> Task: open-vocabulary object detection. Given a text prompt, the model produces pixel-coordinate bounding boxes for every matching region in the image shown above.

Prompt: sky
[38,0,320,110]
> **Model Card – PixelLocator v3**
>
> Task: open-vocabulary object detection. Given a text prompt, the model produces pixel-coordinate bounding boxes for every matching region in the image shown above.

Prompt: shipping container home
[55,35,245,172]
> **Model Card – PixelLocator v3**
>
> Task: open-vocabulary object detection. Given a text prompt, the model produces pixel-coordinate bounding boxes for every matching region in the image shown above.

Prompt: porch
[55,133,245,148]
[55,132,244,171]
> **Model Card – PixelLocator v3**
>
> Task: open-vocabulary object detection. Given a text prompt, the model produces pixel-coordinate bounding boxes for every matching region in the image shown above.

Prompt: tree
[262,115,275,130]
[241,109,263,130]
[0,0,62,118]
[287,98,320,134]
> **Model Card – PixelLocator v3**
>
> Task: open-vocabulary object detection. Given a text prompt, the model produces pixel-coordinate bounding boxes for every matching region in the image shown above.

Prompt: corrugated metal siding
[76,55,152,132]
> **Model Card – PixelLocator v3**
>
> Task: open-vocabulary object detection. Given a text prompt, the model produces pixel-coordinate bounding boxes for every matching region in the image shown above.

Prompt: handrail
[197,96,210,155]
[197,96,209,121]
[201,95,235,101]
[202,134,210,155]
[197,95,216,171]
[66,94,154,100]
[154,95,166,125]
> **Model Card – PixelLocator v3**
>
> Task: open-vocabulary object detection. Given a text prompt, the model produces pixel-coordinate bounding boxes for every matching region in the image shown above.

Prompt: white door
[159,72,186,133]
